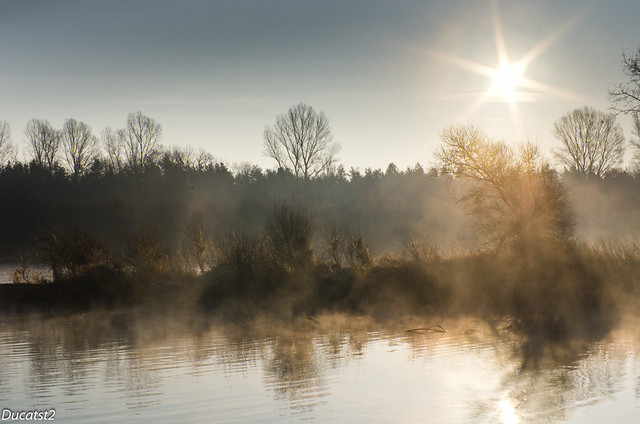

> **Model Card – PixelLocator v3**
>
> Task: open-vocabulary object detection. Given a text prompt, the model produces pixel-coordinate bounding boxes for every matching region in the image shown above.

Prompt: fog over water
[1,1,640,422]
[1,312,640,424]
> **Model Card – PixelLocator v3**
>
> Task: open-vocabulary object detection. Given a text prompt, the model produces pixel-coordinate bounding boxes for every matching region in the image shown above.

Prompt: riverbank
[2,239,638,350]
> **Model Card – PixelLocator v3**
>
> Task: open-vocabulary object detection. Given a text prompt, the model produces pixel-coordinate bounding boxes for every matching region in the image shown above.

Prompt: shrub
[182,211,215,273]
[321,224,347,270]
[347,235,372,270]
[216,232,268,277]
[126,227,170,273]
[31,226,112,281]
[266,204,315,271]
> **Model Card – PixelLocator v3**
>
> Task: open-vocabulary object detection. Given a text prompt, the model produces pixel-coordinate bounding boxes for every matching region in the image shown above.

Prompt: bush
[266,204,315,271]
[347,235,372,270]
[32,226,112,281]
[126,227,170,274]
[216,232,268,277]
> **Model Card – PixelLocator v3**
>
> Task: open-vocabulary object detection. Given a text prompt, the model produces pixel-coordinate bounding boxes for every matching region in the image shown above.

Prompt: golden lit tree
[436,125,575,249]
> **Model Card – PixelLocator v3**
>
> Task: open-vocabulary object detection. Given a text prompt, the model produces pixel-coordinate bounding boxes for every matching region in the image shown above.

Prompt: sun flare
[424,0,586,135]
[491,61,525,101]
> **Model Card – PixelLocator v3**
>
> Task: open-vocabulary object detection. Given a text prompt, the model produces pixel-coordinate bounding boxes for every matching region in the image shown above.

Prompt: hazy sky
[1,0,639,170]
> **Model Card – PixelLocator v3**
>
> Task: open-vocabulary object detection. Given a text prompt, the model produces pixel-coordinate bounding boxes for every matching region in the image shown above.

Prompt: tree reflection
[1,313,638,423]
[482,342,630,423]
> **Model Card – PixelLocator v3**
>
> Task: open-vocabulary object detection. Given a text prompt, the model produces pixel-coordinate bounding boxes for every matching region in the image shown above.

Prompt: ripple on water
[1,316,640,423]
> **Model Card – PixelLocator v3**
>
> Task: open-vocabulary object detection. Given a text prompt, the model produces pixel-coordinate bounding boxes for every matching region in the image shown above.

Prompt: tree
[122,111,162,173]
[102,126,125,173]
[609,47,640,114]
[264,103,340,179]
[0,121,16,166]
[24,118,60,170]
[630,113,640,174]
[436,125,575,249]
[552,107,625,177]
[60,118,99,178]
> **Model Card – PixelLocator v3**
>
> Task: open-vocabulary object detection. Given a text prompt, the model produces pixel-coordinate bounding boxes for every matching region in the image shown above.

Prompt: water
[0,265,16,284]
[0,312,639,423]
[0,264,51,284]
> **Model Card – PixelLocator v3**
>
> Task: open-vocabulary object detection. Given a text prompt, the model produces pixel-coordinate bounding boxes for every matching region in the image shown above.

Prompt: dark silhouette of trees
[24,119,60,170]
[123,111,162,173]
[98,112,162,175]
[436,125,575,249]
[120,111,162,173]
[0,121,16,166]
[552,107,625,177]
[60,119,99,179]
[102,127,125,173]
[264,103,340,179]
[609,47,640,114]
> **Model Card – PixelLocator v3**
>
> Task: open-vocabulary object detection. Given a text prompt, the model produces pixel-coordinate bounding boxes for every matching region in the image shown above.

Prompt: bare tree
[264,103,340,179]
[0,121,16,166]
[630,113,640,174]
[436,125,574,249]
[60,118,99,178]
[102,126,125,173]
[24,119,60,169]
[552,106,625,177]
[609,47,640,114]
[122,111,162,173]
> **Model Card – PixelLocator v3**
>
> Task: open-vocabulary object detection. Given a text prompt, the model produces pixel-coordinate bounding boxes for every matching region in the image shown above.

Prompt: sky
[1,0,639,171]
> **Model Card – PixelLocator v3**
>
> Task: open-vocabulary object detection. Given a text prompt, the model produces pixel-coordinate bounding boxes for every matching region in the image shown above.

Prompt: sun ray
[518,77,586,102]
[427,50,497,78]
[424,0,590,127]
[518,4,592,68]
[457,89,497,122]
[490,0,510,66]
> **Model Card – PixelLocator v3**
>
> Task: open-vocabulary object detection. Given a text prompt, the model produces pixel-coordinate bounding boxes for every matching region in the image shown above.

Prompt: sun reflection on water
[499,399,519,424]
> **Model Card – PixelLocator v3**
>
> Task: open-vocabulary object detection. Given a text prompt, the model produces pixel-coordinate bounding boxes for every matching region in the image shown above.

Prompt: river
[0,312,639,423]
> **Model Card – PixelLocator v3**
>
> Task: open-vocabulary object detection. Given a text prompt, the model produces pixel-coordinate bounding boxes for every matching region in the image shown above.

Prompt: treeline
[0,152,469,260]
[2,121,640,358]
[1,136,640,260]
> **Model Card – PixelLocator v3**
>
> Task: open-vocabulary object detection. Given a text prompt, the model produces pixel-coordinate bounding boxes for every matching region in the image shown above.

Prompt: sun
[423,0,587,132]
[490,61,525,101]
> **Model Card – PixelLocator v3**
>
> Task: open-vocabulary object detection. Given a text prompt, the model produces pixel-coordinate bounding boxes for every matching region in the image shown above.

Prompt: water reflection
[0,312,638,423]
